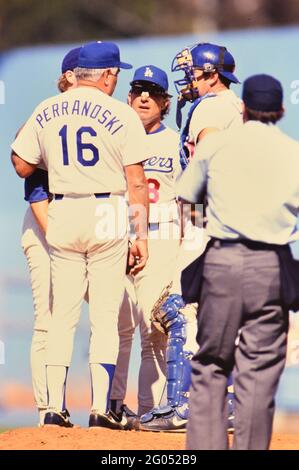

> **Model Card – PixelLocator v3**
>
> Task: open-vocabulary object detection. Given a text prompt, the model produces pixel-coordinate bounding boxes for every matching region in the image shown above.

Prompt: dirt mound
[0,426,185,450]
[0,427,298,450]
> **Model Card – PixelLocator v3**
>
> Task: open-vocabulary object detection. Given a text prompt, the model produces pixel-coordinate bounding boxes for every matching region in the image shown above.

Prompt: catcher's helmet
[171,42,240,101]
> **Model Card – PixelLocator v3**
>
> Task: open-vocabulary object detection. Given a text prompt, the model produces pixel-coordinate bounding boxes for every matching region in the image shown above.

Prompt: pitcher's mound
[0,427,298,450]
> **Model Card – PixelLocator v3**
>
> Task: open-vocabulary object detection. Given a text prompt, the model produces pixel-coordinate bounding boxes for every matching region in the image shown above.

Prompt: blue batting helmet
[171,42,240,101]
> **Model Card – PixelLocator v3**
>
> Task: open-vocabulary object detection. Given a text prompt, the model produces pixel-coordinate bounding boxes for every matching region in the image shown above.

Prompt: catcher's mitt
[150,282,173,334]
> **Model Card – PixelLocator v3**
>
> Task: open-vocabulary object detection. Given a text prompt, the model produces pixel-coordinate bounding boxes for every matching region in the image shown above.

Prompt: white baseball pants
[22,207,51,412]
[45,195,127,367]
[111,220,181,415]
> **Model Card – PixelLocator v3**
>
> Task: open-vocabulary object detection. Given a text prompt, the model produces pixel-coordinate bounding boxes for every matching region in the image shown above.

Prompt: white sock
[38,408,48,426]
[90,364,114,414]
[46,365,67,412]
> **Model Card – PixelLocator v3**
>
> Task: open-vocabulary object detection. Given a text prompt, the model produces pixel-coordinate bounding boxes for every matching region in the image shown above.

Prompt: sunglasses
[131,83,166,97]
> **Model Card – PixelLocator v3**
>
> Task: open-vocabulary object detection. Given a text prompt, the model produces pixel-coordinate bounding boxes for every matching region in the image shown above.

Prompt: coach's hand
[128,239,148,275]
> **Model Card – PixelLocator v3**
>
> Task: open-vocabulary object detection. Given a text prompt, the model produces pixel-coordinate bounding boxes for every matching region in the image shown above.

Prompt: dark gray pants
[186,242,289,450]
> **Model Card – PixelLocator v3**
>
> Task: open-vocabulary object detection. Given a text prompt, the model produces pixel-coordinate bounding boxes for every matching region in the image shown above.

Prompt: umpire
[177,74,299,450]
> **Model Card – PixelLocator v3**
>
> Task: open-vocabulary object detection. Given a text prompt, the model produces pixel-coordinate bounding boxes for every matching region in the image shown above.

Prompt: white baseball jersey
[189,89,243,144]
[12,87,148,195]
[143,124,180,222]
[111,126,181,413]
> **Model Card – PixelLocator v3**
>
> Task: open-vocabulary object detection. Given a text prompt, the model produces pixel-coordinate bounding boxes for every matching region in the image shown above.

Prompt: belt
[211,238,278,251]
[53,193,111,200]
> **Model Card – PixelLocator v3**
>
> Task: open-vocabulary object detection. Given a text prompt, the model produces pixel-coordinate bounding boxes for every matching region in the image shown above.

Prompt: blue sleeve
[24,169,49,203]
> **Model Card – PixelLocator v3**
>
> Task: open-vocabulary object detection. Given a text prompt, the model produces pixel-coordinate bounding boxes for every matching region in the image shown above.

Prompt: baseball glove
[150,281,173,334]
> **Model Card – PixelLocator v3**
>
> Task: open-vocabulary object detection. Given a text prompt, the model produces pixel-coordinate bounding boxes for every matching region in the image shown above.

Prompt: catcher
[140,42,243,432]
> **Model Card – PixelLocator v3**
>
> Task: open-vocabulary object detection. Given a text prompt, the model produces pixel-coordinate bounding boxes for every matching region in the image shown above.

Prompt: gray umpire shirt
[176,121,299,245]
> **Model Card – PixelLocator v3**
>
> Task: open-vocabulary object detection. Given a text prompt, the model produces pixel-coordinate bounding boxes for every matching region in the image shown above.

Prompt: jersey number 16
[59,125,99,167]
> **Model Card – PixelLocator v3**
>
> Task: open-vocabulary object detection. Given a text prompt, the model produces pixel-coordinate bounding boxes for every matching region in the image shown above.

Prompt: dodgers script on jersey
[12,87,148,195]
[143,125,180,222]
[189,89,243,144]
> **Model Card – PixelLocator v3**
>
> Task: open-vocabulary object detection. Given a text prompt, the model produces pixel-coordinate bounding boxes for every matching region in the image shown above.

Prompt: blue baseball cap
[131,65,170,94]
[61,47,81,73]
[242,74,283,112]
[78,41,132,69]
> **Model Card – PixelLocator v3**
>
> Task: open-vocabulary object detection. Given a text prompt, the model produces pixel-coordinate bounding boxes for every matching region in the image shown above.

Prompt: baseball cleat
[89,409,133,430]
[44,409,74,428]
[108,401,140,430]
[140,408,187,433]
[119,404,140,430]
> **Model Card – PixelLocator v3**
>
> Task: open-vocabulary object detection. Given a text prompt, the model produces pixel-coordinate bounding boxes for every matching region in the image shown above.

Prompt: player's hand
[128,239,148,275]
